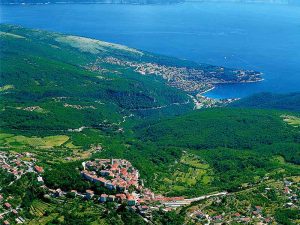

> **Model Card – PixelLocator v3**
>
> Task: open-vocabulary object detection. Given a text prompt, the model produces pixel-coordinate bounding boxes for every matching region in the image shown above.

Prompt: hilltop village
[80,159,189,220]
[1,151,299,225]
[0,152,203,224]
[0,149,231,224]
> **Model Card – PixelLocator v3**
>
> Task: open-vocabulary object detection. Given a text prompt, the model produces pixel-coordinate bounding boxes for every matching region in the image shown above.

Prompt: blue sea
[1,2,300,98]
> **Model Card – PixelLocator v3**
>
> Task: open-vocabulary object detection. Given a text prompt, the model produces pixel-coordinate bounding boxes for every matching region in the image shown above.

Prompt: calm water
[1,3,300,98]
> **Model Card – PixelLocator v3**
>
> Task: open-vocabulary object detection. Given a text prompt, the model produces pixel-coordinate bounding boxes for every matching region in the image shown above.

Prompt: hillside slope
[0,24,192,133]
[231,92,300,112]
[135,108,300,195]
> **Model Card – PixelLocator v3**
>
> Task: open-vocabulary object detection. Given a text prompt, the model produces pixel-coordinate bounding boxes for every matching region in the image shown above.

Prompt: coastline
[211,77,265,85]
[199,77,264,96]
[198,86,216,95]
[197,76,264,102]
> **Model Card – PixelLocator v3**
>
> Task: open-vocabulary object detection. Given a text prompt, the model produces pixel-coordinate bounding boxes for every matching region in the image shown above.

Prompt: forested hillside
[134,108,300,195]
[231,92,300,112]
[0,24,194,134]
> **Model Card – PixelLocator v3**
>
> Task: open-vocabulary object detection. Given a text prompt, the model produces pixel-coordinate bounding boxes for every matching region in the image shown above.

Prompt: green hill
[135,108,300,195]
[231,92,300,112]
[138,108,299,149]
[0,24,193,134]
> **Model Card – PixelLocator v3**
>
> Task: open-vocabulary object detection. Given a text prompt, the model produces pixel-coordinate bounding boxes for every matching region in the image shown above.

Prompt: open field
[0,132,69,149]
[282,115,300,127]
[0,84,14,92]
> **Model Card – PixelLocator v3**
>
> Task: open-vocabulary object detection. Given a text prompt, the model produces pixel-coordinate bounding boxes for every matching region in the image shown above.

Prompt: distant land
[1,0,300,4]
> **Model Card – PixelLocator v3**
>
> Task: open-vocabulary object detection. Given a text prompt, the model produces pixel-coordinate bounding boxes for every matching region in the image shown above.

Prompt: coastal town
[95,56,263,95]
[86,56,262,109]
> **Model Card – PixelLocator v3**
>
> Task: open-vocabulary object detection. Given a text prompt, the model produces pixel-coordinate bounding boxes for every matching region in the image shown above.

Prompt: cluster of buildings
[194,210,224,224]
[102,56,216,93]
[0,196,24,225]
[192,205,273,224]
[193,93,238,109]
[282,179,299,208]
[230,206,273,224]
[101,56,262,94]
[79,159,158,219]
[0,151,44,225]
[81,159,186,203]
[99,56,262,110]
[84,191,137,206]
[79,158,190,219]
[81,159,140,193]
[22,106,43,112]
[191,178,299,224]
[63,103,96,110]
[0,151,35,179]
[80,159,143,205]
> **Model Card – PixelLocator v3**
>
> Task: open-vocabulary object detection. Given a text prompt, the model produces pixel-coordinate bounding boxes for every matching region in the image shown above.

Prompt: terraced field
[30,200,55,217]
[158,153,213,195]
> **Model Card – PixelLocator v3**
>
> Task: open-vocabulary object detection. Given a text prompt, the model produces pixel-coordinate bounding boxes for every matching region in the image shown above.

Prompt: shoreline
[211,77,265,85]
[198,77,264,101]
[198,86,216,95]
[199,77,264,95]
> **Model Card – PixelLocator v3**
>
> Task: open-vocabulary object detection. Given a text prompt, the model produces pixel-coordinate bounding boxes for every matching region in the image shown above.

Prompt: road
[162,191,228,207]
